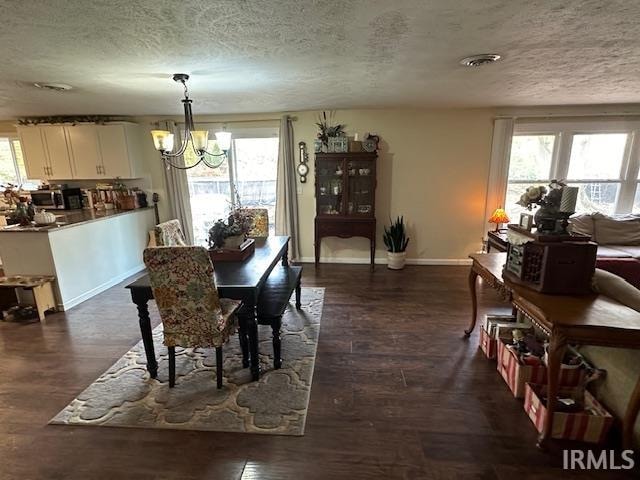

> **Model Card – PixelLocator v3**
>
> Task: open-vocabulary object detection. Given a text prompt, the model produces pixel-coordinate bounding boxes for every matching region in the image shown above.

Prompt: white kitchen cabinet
[40,126,74,180]
[66,125,103,178]
[18,127,49,179]
[97,124,142,178]
[18,123,144,181]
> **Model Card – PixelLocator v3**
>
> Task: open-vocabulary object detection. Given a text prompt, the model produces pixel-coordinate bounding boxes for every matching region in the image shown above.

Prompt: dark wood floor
[0,264,636,479]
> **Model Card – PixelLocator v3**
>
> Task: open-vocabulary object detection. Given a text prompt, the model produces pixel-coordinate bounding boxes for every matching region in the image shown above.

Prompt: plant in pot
[383,216,410,270]
[207,209,252,250]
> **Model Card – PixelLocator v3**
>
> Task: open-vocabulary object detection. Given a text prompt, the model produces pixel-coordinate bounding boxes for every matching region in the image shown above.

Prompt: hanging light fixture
[150,73,231,169]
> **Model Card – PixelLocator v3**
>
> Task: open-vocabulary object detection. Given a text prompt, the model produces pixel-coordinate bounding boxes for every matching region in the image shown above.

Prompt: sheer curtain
[160,120,195,245]
[483,117,515,235]
[275,115,301,260]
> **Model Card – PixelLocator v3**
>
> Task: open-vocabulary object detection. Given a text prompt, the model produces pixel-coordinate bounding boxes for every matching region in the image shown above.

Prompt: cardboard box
[524,383,613,443]
[496,339,585,398]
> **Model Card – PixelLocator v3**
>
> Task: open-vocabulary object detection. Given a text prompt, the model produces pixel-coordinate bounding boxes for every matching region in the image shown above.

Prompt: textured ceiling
[1,0,640,118]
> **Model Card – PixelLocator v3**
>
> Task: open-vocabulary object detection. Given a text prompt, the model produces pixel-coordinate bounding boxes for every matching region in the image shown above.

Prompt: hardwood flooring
[0,264,636,479]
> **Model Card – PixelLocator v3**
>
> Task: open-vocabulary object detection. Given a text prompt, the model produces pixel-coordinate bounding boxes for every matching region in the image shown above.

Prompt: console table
[467,252,640,449]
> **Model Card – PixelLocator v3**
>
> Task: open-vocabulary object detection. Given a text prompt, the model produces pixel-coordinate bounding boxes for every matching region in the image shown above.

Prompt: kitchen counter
[0,207,155,310]
[0,207,154,232]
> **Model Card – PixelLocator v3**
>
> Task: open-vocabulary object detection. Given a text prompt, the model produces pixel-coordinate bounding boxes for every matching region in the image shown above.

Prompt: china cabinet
[314,152,377,269]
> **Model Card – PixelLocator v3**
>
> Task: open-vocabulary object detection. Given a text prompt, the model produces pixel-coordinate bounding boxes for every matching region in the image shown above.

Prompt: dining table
[125,235,290,381]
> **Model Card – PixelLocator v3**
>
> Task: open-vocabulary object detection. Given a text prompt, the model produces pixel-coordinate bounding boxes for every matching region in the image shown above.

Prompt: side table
[487,230,509,253]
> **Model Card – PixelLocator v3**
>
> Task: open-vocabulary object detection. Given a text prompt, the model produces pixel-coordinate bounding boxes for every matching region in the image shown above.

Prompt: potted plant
[207,209,253,250]
[383,216,410,270]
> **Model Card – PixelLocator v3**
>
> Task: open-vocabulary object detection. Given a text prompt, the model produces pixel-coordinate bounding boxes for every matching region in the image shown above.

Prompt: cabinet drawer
[316,219,375,239]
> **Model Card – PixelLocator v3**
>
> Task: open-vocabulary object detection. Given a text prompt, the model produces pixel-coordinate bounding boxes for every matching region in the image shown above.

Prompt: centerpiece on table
[516,180,579,234]
[207,209,255,262]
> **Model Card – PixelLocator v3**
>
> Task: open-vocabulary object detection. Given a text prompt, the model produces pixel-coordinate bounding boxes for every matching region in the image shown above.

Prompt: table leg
[465,268,479,336]
[282,242,289,267]
[623,374,640,449]
[370,235,375,272]
[537,332,567,450]
[131,291,158,379]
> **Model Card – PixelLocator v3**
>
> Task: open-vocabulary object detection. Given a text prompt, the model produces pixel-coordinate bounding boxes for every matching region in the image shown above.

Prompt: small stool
[0,275,57,321]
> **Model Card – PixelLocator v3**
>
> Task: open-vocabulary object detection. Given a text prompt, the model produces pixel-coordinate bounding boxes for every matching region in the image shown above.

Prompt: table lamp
[488,208,510,231]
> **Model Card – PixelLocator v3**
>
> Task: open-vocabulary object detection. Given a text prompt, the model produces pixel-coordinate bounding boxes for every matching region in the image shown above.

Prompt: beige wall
[139,108,495,262]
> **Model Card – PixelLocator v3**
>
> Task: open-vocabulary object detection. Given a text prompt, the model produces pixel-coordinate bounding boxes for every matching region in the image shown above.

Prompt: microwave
[30,188,83,210]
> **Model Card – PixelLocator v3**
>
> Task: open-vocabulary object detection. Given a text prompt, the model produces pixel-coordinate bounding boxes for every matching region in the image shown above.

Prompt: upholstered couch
[569,213,640,288]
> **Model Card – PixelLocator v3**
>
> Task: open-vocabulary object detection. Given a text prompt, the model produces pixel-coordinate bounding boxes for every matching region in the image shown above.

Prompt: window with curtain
[183,126,279,245]
[504,121,640,220]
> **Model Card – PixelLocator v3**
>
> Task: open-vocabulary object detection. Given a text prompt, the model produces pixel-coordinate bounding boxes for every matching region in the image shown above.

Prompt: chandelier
[150,73,231,169]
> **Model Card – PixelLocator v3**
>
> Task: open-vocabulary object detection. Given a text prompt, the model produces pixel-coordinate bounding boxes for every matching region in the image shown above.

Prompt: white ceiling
[1,0,640,119]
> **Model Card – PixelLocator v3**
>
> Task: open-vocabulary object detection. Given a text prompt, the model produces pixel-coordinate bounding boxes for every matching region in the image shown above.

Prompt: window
[504,121,640,219]
[184,127,279,245]
[0,138,37,189]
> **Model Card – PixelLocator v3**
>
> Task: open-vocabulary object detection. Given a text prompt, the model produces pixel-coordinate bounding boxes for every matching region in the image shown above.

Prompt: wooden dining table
[125,236,290,381]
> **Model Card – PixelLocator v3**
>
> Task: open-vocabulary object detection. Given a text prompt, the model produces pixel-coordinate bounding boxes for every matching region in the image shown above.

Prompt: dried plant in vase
[315,111,346,149]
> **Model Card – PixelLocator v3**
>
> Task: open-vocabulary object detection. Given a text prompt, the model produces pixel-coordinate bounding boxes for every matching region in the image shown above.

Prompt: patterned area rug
[50,287,324,436]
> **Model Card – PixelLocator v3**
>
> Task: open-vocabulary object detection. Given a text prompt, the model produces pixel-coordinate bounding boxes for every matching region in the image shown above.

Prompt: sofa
[569,213,640,288]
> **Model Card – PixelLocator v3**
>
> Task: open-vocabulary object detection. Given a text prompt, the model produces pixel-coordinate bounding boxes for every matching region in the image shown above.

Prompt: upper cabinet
[17,123,144,180]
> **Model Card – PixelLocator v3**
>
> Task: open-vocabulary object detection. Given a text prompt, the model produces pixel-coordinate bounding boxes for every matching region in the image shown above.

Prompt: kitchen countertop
[0,207,154,233]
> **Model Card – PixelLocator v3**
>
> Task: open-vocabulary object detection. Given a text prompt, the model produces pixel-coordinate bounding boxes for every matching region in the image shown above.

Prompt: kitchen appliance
[30,187,83,210]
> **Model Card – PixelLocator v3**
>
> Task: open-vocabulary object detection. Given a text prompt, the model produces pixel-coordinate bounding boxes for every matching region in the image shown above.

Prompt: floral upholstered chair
[237,208,269,238]
[153,219,187,246]
[143,246,241,389]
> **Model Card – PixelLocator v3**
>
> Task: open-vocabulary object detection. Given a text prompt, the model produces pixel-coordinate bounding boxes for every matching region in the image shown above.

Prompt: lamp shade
[488,208,510,225]
[215,130,232,151]
[191,130,209,152]
[151,130,174,152]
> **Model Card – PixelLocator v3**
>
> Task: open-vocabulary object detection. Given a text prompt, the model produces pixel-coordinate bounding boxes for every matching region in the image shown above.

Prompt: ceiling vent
[459,54,502,67]
[33,82,73,92]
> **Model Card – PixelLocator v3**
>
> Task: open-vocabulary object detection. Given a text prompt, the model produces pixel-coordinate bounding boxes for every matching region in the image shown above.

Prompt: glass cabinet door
[346,159,374,216]
[316,158,345,216]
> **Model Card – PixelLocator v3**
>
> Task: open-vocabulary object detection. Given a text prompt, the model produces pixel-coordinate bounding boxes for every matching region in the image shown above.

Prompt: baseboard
[298,256,472,266]
[58,263,146,311]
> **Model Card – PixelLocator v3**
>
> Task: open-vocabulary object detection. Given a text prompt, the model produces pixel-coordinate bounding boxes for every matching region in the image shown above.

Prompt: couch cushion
[592,268,640,309]
[596,245,633,258]
[592,213,640,245]
[595,259,640,290]
[605,245,640,259]
[568,214,594,237]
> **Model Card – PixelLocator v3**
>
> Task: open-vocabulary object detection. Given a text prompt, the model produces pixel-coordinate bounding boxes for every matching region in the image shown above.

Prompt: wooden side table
[487,230,509,252]
[0,275,57,321]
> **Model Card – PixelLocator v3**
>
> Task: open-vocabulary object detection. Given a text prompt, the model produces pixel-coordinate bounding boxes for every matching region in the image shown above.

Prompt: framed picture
[328,136,348,153]
[519,213,533,231]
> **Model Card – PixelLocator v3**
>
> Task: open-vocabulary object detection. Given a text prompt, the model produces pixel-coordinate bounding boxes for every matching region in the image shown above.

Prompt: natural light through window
[185,132,279,245]
[504,122,640,219]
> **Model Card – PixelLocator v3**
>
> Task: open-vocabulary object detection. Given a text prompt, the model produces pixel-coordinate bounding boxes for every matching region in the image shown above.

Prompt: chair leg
[272,317,282,369]
[168,346,176,388]
[215,346,223,389]
[295,278,302,310]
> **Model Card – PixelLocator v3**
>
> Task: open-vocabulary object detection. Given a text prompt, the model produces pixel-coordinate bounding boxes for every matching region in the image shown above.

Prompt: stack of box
[479,314,532,359]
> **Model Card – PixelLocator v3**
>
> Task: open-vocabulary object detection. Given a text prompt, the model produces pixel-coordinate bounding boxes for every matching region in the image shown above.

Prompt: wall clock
[298,141,309,183]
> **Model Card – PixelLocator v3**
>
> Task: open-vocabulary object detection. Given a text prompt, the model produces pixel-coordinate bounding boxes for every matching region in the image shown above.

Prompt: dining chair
[143,246,241,389]
[153,219,187,246]
[238,208,269,238]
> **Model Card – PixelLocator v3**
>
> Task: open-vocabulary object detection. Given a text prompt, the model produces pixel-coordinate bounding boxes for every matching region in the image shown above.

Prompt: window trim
[506,119,640,215]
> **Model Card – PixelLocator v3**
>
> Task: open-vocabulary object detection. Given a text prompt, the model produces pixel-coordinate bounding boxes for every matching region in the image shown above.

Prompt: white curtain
[275,115,301,260]
[160,120,194,245]
[483,118,515,234]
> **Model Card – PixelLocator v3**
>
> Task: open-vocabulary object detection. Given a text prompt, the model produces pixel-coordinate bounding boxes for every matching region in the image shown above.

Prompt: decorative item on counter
[315,111,345,151]
[33,209,56,226]
[328,136,348,153]
[519,212,534,231]
[349,132,363,152]
[515,180,578,234]
[383,216,410,270]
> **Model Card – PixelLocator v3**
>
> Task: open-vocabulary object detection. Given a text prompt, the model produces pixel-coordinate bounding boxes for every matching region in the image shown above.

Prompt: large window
[505,121,640,220]
[0,138,37,189]
[184,127,279,245]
